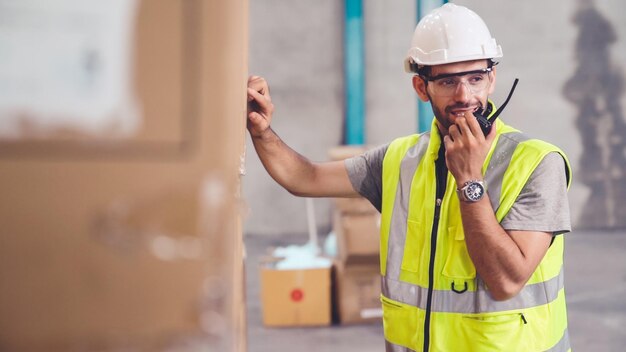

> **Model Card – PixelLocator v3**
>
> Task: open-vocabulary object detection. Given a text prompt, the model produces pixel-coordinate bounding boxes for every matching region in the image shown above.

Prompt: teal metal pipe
[344,0,365,145]
[416,0,447,133]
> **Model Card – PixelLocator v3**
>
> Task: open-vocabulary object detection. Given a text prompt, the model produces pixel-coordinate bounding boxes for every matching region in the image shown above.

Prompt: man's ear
[412,75,430,102]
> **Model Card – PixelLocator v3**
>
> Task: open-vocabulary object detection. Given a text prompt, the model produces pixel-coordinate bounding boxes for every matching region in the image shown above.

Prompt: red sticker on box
[290,288,304,302]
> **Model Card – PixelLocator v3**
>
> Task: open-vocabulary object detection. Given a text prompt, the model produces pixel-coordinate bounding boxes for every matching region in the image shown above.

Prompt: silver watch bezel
[457,180,486,202]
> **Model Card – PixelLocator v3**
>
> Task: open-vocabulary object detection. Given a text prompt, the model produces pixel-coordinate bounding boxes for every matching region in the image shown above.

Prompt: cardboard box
[333,197,378,214]
[260,265,331,327]
[334,261,383,325]
[328,145,377,215]
[334,211,380,264]
[327,145,368,161]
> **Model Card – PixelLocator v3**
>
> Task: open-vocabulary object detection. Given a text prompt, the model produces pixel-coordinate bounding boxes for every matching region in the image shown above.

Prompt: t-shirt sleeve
[344,144,388,212]
[500,152,571,235]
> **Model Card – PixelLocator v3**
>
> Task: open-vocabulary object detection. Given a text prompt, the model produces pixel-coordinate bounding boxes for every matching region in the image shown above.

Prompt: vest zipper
[423,145,447,352]
[422,198,441,352]
[521,313,528,324]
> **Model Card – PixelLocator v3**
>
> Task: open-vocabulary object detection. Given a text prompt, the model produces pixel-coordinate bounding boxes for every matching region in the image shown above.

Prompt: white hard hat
[404,3,503,73]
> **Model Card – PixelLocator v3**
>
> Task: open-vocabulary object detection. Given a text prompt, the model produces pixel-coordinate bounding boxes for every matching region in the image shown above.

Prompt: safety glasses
[424,67,494,97]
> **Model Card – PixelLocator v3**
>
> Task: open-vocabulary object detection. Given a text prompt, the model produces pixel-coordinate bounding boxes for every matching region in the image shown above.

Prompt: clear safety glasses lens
[427,68,493,97]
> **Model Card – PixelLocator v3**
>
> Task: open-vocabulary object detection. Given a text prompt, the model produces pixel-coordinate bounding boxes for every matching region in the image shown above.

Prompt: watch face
[464,182,485,201]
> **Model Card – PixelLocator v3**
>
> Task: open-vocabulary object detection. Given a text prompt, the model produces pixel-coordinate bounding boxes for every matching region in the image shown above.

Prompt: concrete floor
[244,230,626,351]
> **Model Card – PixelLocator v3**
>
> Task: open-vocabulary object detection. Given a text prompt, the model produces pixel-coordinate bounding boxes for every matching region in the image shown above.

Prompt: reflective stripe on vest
[386,333,571,352]
[385,341,417,352]
[484,131,529,214]
[381,267,564,314]
[384,134,430,280]
[546,332,572,352]
[380,120,571,352]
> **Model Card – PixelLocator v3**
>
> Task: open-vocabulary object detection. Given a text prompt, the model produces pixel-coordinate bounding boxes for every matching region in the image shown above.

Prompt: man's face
[413,60,496,135]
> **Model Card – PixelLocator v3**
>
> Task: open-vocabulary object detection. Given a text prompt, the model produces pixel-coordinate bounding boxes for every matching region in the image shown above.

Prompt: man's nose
[452,80,471,102]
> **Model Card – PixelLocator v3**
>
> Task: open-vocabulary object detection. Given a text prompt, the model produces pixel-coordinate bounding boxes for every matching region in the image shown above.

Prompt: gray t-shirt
[345,144,571,234]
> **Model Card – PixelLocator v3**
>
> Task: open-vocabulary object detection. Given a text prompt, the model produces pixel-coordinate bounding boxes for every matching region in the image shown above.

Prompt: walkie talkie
[474,78,520,135]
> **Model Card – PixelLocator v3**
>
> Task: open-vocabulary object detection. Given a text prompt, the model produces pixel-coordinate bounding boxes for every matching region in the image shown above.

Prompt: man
[247,4,571,352]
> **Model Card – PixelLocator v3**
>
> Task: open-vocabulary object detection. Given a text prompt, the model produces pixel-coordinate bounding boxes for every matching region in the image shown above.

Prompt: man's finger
[248,111,264,124]
[247,87,270,110]
[248,76,270,98]
[456,117,473,137]
[465,113,484,140]
[448,124,461,142]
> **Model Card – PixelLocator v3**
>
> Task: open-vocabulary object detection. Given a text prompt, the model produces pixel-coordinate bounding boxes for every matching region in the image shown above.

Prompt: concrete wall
[245,0,626,236]
[245,0,343,236]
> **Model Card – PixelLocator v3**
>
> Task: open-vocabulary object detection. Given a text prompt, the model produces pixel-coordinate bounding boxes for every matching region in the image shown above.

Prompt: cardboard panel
[0,0,248,350]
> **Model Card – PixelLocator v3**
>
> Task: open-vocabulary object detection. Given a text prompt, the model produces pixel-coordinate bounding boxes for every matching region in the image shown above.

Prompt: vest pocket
[460,313,529,352]
[380,294,421,350]
[400,220,426,274]
[442,225,476,280]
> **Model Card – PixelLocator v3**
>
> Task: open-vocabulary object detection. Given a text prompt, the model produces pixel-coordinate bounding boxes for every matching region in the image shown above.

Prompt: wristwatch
[457,180,486,202]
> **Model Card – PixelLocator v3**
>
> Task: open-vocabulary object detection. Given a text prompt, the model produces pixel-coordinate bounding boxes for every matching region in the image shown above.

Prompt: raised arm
[247,76,359,198]
[444,113,554,301]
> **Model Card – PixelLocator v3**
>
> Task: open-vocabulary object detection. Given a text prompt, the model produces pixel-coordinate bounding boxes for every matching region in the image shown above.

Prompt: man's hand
[443,112,497,185]
[244,75,357,198]
[247,76,274,139]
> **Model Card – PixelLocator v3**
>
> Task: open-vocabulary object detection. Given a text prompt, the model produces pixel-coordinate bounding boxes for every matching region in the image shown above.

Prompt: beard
[430,99,486,134]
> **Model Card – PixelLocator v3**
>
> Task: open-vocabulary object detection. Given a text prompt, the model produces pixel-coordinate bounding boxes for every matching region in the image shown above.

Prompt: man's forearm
[459,196,548,300]
[251,127,317,196]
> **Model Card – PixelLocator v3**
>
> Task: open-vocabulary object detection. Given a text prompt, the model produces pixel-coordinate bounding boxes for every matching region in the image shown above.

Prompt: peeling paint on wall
[563,0,626,229]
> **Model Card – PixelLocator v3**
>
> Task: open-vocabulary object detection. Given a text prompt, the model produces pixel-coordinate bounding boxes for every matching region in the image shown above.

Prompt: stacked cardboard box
[329,146,383,325]
[333,261,383,324]
[260,262,332,327]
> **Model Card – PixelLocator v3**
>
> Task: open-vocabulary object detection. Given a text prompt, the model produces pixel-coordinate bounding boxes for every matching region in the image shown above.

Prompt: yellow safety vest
[380,118,572,352]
